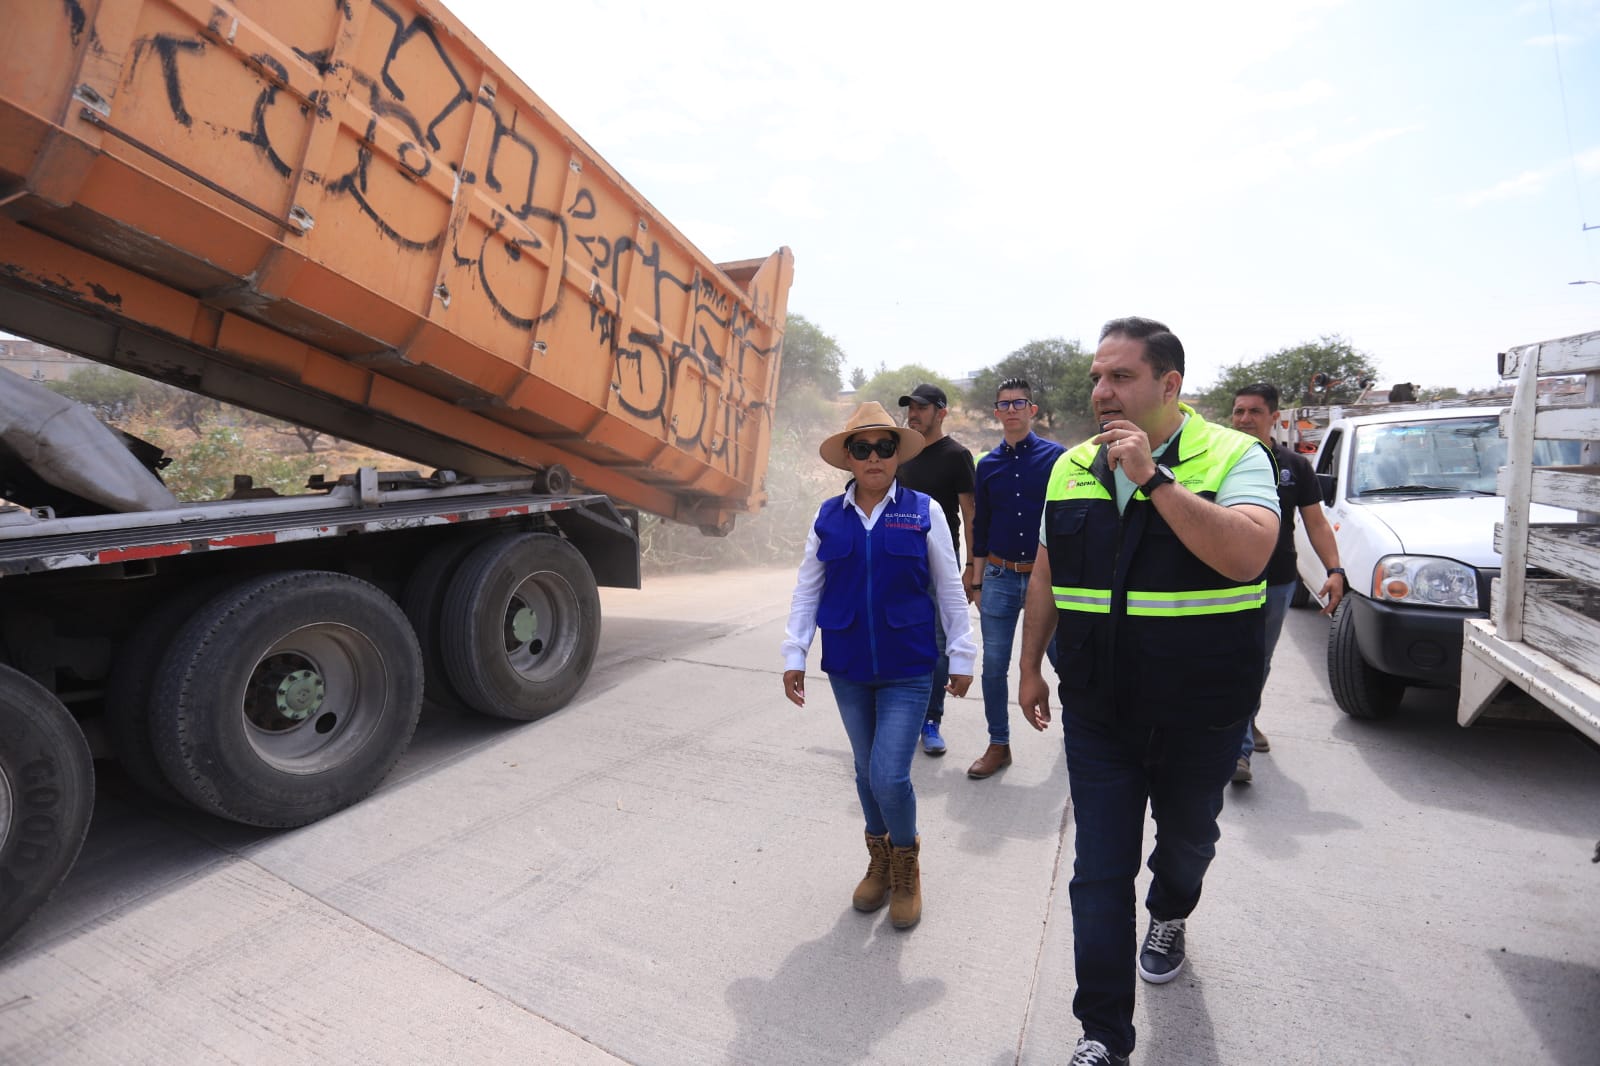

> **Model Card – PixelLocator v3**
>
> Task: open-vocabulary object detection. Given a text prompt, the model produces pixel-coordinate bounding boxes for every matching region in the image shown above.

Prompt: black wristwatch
[1140,464,1175,496]
[1326,567,1347,579]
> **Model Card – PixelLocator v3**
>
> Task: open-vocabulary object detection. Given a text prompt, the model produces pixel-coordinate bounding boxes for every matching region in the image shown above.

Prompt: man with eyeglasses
[966,377,1065,779]
[896,383,977,757]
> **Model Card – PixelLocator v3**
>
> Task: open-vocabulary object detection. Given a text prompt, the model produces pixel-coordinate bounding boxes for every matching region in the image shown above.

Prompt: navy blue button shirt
[973,431,1066,564]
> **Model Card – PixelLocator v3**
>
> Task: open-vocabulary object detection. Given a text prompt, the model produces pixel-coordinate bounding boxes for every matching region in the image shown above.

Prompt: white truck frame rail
[1458,328,1600,742]
[0,470,621,577]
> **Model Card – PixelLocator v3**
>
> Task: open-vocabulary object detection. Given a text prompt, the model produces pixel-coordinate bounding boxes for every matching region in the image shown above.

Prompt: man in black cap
[897,383,976,756]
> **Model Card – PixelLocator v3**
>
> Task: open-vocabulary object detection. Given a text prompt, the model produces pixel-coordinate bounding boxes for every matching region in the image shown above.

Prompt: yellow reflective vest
[1041,409,1270,727]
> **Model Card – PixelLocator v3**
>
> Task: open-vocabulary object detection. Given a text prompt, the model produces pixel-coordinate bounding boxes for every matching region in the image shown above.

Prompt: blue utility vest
[814,486,938,682]
[1042,412,1270,728]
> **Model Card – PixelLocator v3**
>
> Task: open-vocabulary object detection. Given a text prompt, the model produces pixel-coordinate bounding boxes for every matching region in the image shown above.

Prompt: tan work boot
[966,742,1012,779]
[852,832,892,912]
[888,837,922,929]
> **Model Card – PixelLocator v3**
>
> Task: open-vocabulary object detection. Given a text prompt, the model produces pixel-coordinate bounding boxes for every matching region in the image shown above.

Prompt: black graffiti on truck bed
[99,1,772,478]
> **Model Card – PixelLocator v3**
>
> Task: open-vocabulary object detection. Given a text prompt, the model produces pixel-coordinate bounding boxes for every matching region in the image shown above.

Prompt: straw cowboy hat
[818,400,925,470]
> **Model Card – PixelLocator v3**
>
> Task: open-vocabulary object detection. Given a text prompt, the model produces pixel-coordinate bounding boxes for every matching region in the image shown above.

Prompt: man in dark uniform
[897,383,976,756]
[1228,382,1346,782]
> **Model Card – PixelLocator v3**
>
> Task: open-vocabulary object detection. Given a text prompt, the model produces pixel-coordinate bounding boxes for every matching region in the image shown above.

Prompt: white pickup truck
[1292,406,1581,718]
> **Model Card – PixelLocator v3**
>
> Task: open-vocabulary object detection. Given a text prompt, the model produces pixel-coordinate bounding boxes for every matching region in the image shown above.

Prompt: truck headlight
[1372,556,1480,609]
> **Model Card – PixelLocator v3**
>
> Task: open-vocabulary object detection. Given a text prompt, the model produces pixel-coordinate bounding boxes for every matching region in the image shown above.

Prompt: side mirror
[1318,472,1336,507]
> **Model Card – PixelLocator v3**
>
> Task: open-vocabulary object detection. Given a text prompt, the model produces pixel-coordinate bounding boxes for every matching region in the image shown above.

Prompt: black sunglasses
[846,438,899,461]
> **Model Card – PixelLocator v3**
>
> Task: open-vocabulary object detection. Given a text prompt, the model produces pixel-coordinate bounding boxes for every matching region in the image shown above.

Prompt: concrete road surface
[2,568,1597,1065]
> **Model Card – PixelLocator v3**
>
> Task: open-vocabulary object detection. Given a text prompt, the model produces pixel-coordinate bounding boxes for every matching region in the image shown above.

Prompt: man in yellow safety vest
[1016,316,1280,1066]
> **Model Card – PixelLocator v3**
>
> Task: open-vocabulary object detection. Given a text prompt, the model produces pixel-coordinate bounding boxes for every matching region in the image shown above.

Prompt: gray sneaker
[1070,1037,1129,1066]
[1137,916,1187,983]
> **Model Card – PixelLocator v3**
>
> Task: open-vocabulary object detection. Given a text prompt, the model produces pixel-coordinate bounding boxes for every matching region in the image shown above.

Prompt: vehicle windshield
[1351,416,1581,496]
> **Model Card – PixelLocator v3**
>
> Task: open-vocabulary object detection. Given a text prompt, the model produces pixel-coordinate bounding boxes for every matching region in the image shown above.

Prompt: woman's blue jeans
[1062,711,1246,1057]
[828,673,934,847]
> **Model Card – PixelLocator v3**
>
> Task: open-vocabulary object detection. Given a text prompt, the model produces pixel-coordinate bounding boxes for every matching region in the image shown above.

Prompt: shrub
[142,420,320,501]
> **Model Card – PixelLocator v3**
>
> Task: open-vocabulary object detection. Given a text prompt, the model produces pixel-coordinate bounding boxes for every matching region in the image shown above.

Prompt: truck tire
[1290,581,1311,609]
[1327,599,1403,719]
[401,537,484,713]
[103,581,232,806]
[440,532,600,721]
[0,665,94,952]
[149,572,424,828]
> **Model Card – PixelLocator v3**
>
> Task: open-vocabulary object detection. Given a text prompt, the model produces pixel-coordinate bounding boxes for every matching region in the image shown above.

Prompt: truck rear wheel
[401,537,485,713]
[1327,599,1403,719]
[1290,581,1311,609]
[440,532,600,721]
[149,572,424,828]
[103,581,231,806]
[0,665,94,952]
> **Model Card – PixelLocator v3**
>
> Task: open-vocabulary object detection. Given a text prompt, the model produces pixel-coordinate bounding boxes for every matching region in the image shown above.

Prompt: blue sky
[452,0,1599,392]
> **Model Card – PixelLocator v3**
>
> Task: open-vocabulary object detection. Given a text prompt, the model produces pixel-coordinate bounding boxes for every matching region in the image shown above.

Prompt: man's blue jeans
[1062,711,1246,1057]
[978,564,1054,745]
[829,673,934,847]
[1241,581,1295,759]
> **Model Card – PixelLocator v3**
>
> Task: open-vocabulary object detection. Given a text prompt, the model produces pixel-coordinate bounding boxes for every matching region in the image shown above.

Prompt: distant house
[0,337,88,382]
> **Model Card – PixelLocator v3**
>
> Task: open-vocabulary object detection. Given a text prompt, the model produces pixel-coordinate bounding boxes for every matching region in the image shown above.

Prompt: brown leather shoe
[966,743,1012,779]
[1251,723,1271,753]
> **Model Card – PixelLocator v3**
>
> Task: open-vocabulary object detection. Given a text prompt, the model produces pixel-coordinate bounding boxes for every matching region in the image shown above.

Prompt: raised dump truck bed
[0,0,791,532]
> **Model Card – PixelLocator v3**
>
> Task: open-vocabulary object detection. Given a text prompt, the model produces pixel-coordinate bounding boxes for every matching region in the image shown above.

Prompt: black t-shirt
[897,435,975,558]
[1268,442,1323,585]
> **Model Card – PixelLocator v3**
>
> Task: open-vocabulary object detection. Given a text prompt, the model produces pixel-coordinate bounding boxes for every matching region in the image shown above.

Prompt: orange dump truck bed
[0,0,792,531]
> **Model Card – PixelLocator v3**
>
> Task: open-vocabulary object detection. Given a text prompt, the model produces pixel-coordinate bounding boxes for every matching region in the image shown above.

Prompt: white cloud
[1458,169,1549,207]
[1457,146,1600,208]
[1250,80,1339,112]
[764,176,826,220]
[1311,124,1423,166]
[626,160,718,186]
[682,220,746,253]
[1522,33,1579,46]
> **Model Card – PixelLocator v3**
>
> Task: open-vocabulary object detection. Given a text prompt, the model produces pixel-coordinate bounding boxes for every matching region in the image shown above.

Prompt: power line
[1546,0,1596,235]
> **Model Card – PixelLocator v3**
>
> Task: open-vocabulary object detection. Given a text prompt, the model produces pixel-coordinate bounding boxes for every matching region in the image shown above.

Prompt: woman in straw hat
[781,400,976,929]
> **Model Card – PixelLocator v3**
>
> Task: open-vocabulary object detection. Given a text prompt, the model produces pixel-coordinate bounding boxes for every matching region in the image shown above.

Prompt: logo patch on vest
[883,512,924,530]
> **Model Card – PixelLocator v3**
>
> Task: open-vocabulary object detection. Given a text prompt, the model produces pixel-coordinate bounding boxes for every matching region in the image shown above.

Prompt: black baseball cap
[898,383,948,409]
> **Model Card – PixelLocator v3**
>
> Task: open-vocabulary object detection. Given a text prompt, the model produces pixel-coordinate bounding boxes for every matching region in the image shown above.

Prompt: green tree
[854,364,960,416]
[779,313,846,397]
[44,365,145,418]
[1197,335,1381,416]
[848,366,867,390]
[773,313,849,433]
[967,338,1093,435]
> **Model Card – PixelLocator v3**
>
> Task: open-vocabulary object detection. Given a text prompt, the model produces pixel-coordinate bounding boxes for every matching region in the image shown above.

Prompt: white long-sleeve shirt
[782,480,978,677]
